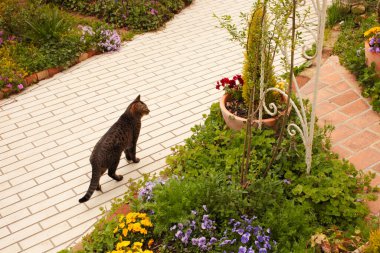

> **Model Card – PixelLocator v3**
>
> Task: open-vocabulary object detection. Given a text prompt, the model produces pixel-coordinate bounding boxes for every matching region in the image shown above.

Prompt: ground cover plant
[332,3,380,112]
[0,0,123,94]
[44,0,192,32]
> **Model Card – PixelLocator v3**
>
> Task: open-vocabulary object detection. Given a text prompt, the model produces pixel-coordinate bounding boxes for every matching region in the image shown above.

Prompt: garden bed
[59,102,380,253]
[0,0,192,100]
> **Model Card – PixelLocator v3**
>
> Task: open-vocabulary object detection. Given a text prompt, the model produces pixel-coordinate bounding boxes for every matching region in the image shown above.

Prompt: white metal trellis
[259,0,328,174]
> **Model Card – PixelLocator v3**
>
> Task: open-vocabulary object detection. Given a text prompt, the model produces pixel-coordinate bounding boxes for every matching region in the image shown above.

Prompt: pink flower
[6,83,12,88]
[150,8,158,15]
[17,84,24,90]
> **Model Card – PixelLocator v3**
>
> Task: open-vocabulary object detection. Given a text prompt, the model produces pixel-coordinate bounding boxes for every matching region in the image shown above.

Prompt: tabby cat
[79,95,150,203]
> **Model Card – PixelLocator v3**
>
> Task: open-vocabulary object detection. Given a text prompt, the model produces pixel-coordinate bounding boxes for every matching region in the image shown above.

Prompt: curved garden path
[0,0,378,252]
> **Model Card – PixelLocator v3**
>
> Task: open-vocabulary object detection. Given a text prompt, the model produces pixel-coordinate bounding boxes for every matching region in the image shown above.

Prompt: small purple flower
[239,246,247,253]
[192,238,199,246]
[202,205,208,212]
[237,228,245,235]
[209,237,217,244]
[6,83,12,88]
[17,84,24,90]
[259,248,267,253]
[370,38,375,46]
[220,239,231,246]
[283,179,291,185]
[191,210,197,216]
[241,232,251,244]
[247,247,255,253]
[370,47,375,53]
[376,47,380,53]
[175,230,183,239]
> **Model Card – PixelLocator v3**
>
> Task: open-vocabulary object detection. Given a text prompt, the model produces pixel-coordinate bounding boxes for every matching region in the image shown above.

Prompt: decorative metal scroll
[259,0,328,174]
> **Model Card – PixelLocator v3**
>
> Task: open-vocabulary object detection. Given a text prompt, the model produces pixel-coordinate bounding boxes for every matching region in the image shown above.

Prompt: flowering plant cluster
[109,212,155,253]
[0,42,27,91]
[138,179,166,202]
[220,215,276,253]
[364,27,380,53]
[79,25,121,52]
[165,205,219,252]
[165,205,276,253]
[216,74,244,101]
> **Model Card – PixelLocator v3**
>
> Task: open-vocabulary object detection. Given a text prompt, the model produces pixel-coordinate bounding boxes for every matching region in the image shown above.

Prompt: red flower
[216,84,221,90]
[228,79,236,88]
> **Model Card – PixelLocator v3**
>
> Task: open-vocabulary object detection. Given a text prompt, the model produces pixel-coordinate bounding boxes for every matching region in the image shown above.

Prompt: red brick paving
[301,56,380,214]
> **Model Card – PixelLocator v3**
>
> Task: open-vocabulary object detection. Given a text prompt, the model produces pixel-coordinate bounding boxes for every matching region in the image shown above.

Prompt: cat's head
[128,95,150,117]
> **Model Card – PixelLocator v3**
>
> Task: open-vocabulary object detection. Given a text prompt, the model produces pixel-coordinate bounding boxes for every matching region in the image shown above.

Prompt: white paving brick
[19,177,64,199]
[0,243,22,253]
[29,190,75,214]
[40,204,88,229]
[8,206,58,233]
[19,222,71,250]
[0,192,47,216]
[0,224,42,250]
[0,226,11,239]
[51,218,97,247]
[24,240,54,253]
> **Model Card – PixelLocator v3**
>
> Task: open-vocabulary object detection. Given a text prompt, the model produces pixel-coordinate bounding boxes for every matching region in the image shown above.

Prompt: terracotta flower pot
[364,41,380,74]
[219,94,290,131]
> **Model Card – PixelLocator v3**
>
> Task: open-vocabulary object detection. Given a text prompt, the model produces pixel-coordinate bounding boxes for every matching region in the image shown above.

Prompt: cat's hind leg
[108,159,123,181]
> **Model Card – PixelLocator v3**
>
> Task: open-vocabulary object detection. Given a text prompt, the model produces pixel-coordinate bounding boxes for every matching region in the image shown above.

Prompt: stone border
[0,50,98,100]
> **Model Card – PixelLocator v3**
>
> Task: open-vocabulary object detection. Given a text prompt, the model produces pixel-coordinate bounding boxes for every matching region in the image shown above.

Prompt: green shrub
[23,4,72,45]
[144,173,246,236]
[166,101,371,236]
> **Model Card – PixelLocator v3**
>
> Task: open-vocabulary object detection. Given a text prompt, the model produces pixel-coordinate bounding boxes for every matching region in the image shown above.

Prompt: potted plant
[217,74,287,130]
[216,2,290,131]
[364,26,380,73]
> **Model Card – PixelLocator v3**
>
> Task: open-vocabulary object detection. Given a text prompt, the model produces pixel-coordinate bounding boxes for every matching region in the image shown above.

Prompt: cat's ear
[134,95,141,102]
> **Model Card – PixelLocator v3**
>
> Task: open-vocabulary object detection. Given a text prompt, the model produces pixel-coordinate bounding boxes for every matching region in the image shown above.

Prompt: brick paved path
[0,0,377,252]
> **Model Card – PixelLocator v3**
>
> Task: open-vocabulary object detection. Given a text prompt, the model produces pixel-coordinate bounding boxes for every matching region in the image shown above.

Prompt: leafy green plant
[333,14,380,111]
[326,0,349,28]
[23,4,72,45]
[144,173,246,236]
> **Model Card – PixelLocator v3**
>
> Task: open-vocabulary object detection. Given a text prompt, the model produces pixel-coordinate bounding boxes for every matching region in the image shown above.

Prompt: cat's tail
[79,166,100,203]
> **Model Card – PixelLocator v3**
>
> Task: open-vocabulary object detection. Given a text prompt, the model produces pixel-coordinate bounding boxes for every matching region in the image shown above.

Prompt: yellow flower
[132,242,143,250]
[148,239,154,248]
[364,27,380,38]
[141,218,153,227]
[119,222,125,229]
[116,241,131,250]
[122,228,128,237]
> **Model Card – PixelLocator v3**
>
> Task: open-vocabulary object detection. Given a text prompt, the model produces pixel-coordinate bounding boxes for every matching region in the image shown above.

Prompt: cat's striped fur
[79,95,149,203]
